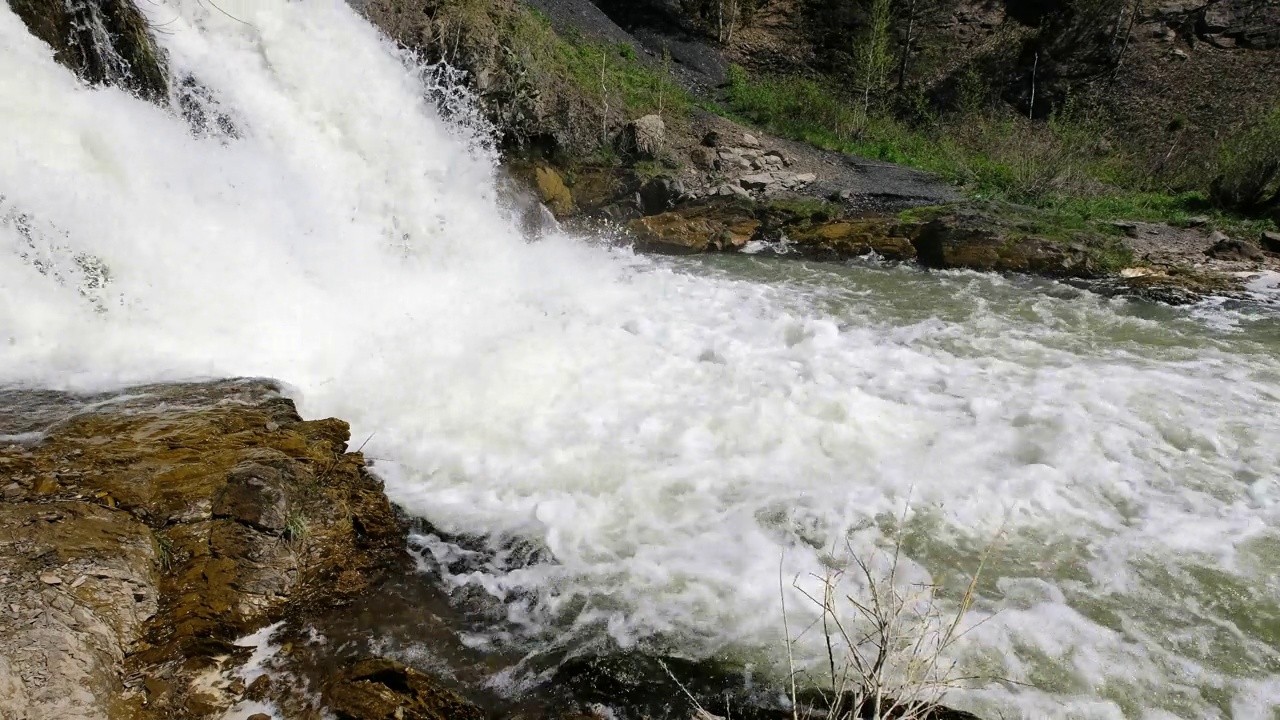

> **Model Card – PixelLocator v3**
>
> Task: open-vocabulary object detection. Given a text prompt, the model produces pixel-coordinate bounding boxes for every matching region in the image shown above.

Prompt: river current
[1,2,1278,717]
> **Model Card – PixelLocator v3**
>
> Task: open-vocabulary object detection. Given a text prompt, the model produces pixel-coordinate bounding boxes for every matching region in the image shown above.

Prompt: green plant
[284,511,309,554]
[858,0,895,115]
[154,531,174,572]
[1208,105,1280,215]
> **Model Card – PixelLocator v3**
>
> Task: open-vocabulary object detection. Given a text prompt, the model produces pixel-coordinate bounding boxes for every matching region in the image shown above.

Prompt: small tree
[858,0,895,116]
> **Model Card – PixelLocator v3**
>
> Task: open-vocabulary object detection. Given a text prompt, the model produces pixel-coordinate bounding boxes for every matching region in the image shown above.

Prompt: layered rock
[0,380,412,719]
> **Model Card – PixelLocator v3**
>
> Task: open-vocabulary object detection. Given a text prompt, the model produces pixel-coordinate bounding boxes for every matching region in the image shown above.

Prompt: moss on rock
[10,0,168,102]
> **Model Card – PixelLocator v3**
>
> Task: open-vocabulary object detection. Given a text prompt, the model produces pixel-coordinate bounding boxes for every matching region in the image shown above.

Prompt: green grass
[723,65,1278,238]
[512,9,693,125]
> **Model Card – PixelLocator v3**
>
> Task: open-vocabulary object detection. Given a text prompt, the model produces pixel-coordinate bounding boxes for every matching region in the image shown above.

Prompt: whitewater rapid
[3,2,1279,718]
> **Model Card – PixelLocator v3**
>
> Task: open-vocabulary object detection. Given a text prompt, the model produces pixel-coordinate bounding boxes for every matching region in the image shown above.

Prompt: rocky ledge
[0,379,410,719]
[518,124,1280,306]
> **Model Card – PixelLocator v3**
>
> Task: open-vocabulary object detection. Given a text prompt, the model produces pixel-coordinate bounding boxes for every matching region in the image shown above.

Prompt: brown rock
[248,714,272,720]
[910,205,1115,277]
[0,379,405,720]
[1261,231,1280,253]
[533,165,576,220]
[628,203,759,253]
[246,673,272,702]
[1206,234,1264,261]
[789,220,917,261]
[324,658,484,720]
[212,464,290,535]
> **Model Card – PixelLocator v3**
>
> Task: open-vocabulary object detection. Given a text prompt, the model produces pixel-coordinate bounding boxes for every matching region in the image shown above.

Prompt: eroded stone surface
[0,379,405,719]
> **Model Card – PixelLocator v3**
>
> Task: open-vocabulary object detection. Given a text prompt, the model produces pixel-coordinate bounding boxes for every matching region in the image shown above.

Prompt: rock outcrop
[0,379,412,719]
[9,0,168,102]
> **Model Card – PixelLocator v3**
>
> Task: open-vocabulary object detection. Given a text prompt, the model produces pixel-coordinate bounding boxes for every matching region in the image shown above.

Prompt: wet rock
[533,165,577,220]
[1206,233,1264,261]
[0,379,405,720]
[246,673,272,701]
[213,463,290,535]
[787,219,917,261]
[638,177,684,216]
[910,204,1120,277]
[9,0,169,102]
[324,658,484,720]
[628,201,760,253]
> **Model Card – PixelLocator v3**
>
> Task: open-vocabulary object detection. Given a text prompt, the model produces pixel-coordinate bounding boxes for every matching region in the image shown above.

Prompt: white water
[3,2,1280,718]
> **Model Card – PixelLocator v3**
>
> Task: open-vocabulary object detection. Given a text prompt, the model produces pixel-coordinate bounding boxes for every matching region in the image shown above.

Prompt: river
[1,2,1278,718]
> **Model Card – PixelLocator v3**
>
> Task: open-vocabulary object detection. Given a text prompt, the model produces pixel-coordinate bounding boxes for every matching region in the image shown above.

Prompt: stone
[714,184,751,200]
[628,203,760,253]
[738,173,775,191]
[1206,233,1264,261]
[248,714,271,720]
[1261,231,1280,253]
[1186,215,1210,227]
[323,658,484,720]
[212,464,290,535]
[246,673,272,701]
[618,114,666,160]
[0,380,404,720]
[740,133,761,149]
[689,147,716,169]
[532,165,576,219]
[638,177,681,216]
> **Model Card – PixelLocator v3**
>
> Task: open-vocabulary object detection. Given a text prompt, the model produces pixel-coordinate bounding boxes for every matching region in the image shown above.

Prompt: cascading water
[2,2,1279,718]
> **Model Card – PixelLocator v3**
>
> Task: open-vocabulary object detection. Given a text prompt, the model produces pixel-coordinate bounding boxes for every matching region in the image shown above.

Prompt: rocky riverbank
[351,0,1279,306]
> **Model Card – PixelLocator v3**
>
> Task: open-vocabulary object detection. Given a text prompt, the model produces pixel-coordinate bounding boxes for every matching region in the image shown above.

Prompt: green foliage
[512,9,692,122]
[858,0,895,112]
[723,64,1278,235]
[1208,105,1280,214]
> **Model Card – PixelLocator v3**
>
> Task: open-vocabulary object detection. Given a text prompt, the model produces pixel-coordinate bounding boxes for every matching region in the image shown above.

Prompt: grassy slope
[719,65,1279,239]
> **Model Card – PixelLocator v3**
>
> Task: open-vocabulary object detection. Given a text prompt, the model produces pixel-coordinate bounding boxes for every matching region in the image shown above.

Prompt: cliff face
[585,0,1280,169]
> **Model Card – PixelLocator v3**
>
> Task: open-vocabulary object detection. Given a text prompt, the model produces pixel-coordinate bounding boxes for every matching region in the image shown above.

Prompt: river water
[2,2,1278,718]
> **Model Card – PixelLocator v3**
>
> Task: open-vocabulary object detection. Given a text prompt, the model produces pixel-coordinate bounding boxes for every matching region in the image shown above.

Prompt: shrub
[1208,105,1280,215]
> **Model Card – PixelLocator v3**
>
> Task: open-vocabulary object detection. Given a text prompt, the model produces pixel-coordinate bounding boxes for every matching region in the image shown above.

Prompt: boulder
[909,204,1122,277]
[1260,230,1280,253]
[533,165,576,219]
[323,658,484,720]
[1206,233,1264,261]
[628,202,760,253]
[617,114,666,160]
[787,219,917,261]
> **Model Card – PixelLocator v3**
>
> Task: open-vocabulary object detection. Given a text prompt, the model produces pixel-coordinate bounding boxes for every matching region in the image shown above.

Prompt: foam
[2,2,1279,717]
